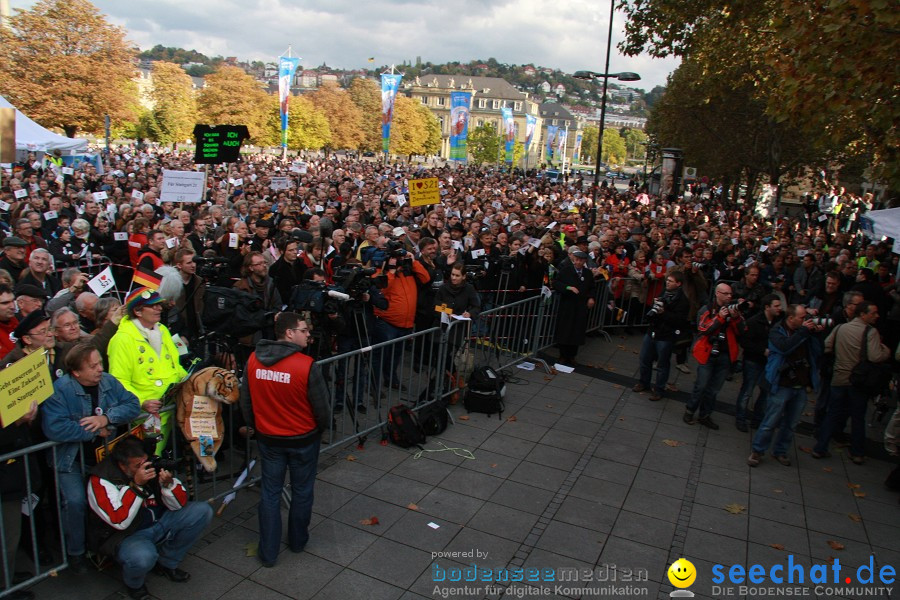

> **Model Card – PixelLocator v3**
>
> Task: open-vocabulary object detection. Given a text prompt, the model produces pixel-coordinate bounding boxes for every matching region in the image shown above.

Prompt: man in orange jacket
[372,246,430,390]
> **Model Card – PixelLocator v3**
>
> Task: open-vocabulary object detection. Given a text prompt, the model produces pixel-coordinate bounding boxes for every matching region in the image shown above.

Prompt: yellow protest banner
[0,351,53,427]
[409,177,440,207]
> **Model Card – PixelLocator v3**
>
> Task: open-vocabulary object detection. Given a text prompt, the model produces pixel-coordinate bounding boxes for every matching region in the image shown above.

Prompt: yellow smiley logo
[667,558,696,588]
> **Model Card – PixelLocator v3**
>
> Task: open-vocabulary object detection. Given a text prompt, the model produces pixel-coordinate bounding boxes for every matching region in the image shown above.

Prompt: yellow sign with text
[0,351,53,427]
[409,177,440,207]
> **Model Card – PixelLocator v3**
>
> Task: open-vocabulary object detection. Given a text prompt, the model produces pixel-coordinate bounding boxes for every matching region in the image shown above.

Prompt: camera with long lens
[148,455,179,474]
[384,240,413,274]
[498,254,517,273]
[810,317,833,328]
[726,300,751,316]
[464,264,484,283]
[646,298,665,318]
[193,256,230,280]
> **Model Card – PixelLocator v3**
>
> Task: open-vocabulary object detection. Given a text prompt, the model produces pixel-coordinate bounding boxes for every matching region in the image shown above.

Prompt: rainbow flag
[132,268,162,291]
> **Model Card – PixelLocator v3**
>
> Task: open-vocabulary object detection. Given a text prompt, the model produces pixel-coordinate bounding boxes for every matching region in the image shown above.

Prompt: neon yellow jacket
[107,317,187,403]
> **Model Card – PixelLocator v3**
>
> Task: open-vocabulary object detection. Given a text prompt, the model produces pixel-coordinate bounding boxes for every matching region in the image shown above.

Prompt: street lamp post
[574,0,640,228]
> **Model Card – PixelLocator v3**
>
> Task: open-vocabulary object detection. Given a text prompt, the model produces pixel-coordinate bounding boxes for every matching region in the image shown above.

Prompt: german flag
[132,268,162,291]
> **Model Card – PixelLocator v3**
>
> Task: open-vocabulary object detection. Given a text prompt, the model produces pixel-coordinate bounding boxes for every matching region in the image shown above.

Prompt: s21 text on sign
[409,177,440,207]
[160,170,206,204]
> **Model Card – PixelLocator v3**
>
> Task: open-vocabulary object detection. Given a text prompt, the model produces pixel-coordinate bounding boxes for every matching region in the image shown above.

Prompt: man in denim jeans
[747,304,823,467]
[634,272,690,401]
[734,294,783,431]
[241,312,329,568]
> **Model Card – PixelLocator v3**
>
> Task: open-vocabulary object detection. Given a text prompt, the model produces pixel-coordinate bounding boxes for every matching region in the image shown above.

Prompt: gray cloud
[10,0,678,89]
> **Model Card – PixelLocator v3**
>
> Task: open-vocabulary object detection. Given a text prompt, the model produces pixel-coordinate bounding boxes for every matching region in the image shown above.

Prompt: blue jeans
[116,502,212,589]
[372,318,411,387]
[814,386,868,457]
[257,439,320,565]
[735,359,767,426]
[57,467,87,557]
[687,353,732,418]
[751,386,807,456]
[638,335,673,394]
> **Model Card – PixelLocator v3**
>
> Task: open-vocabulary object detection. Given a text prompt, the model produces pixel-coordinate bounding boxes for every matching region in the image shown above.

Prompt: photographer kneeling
[87,436,212,600]
[633,272,690,401]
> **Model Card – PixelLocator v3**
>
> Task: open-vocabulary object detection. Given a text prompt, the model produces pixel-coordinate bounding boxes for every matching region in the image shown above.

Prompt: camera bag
[464,366,506,418]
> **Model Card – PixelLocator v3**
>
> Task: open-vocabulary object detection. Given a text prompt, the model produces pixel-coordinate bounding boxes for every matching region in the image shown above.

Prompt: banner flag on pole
[557,128,568,166]
[573,132,583,164]
[278,56,301,149]
[449,92,472,162]
[545,126,558,162]
[525,114,537,151]
[501,108,515,164]
[381,73,403,153]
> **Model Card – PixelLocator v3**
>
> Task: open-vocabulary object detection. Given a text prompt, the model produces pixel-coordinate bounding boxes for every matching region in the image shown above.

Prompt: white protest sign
[165,237,178,249]
[132,190,144,200]
[0,200,10,211]
[87,267,116,297]
[93,191,108,201]
[232,178,244,187]
[471,248,485,259]
[14,189,27,199]
[61,167,74,175]
[114,232,128,241]
[228,233,238,248]
[160,170,206,204]
[269,177,291,190]
[42,211,57,220]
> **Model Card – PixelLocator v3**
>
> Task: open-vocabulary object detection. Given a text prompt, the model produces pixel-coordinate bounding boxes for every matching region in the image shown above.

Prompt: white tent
[860,207,900,241]
[0,95,88,153]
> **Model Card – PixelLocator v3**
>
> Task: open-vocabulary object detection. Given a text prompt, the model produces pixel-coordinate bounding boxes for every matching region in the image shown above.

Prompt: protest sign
[160,170,206,203]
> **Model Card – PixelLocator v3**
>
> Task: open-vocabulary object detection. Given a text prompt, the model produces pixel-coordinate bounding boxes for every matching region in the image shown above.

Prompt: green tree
[347,77,381,152]
[197,66,270,143]
[468,124,501,165]
[0,0,138,137]
[602,129,627,165]
[149,61,197,146]
[308,83,364,151]
[580,127,599,164]
[624,129,648,160]
[418,104,442,156]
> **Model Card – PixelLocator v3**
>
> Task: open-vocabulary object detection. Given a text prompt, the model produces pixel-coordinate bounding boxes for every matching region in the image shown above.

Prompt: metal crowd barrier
[0,441,66,598]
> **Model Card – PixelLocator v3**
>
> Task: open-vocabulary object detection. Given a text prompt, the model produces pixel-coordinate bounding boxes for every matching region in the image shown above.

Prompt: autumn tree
[308,83,364,152]
[0,0,138,137]
[197,66,269,143]
[261,94,331,151]
[468,124,501,165]
[602,129,627,166]
[348,77,381,152]
[580,127,599,164]
[418,104,442,156]
[619,0,899,186]
[149,61,197,146]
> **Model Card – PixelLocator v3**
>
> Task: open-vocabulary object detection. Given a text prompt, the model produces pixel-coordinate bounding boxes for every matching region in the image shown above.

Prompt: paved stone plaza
[29,333,899,600]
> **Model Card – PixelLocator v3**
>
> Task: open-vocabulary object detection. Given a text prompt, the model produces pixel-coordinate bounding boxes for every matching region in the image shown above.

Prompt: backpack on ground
[464,366,506,418]
[387,404,426,448]
[417,400,450,437]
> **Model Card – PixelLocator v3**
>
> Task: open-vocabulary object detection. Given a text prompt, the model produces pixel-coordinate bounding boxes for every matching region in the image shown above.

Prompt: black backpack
[387,404,426,448]
[203,286,268,337]
[417,401,449,437]
[464,366,506,418]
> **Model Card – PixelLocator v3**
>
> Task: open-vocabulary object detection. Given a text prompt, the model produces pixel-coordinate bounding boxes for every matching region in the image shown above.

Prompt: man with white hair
[20,248,61,296]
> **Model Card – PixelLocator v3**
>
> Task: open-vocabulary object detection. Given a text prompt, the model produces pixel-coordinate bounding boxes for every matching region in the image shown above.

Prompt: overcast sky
[10,0,679,90]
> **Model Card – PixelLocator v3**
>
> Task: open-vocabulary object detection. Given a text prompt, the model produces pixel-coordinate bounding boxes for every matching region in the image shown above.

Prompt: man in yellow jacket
[108,287,187,454]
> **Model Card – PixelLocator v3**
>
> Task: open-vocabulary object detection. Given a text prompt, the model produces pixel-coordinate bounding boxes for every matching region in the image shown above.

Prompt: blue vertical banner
[449,91,472,162]
[381,73,403,153]
[573,132,583,164]
[501,107,514,164]
[545,125,558,162]
[525,114,537,151]
[278,56,300,149]
[557,129,568,165]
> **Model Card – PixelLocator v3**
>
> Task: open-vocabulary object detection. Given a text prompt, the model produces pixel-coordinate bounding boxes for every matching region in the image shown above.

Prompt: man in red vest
[136,230,166,272]
[240,312,328,568]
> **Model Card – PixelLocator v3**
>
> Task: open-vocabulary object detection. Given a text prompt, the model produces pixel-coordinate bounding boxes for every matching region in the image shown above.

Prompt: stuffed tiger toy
[175,367,241,472]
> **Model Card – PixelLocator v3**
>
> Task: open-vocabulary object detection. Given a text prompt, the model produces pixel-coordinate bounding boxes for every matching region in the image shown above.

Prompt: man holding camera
[747,304,824,467]
[87,435,212,600]
[735,294,783,431]
[634,272,690,401]
[684,283,744,429]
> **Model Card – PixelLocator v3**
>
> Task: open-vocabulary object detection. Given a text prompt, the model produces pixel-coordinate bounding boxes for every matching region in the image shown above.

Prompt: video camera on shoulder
[193,255,230,280]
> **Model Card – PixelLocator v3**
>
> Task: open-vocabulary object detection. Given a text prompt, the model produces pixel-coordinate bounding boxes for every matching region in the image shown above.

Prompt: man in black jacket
[735,294,783,431]
[634,271,690,401]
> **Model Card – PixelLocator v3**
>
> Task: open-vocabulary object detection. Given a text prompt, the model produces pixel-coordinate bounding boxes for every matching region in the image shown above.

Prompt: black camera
[194,255,229,280]
[464,264,484,283]
[333,265,382,298]
[148,455,179,474]
[498,254,517,273]
[385,240,408,258]
[646,298,665,318]
[726,300,751,315]
[291,279,351,315]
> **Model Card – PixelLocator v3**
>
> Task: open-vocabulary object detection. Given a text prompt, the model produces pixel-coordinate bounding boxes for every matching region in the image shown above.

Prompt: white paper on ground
[517,362,536,371]
[553,363,575,374]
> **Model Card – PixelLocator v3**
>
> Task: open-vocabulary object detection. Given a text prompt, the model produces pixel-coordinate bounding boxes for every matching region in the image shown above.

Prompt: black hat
[575,235,590,245]
[13,310,50,341]
[256,218,274,229]
[630,226,646,236]
[2,236,27,248]
[14,283,50,299]
[450,223,466,233]
[571,250,589,259]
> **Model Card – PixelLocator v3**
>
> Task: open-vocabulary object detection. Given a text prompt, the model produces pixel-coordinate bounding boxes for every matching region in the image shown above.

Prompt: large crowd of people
[0,145,898,599]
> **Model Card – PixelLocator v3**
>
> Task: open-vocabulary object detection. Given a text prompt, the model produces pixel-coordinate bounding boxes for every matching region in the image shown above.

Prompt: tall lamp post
[574,0,640,228]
